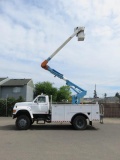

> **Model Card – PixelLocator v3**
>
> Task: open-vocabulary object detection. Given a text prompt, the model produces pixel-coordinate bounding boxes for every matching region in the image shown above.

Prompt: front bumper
[12,114,16,119]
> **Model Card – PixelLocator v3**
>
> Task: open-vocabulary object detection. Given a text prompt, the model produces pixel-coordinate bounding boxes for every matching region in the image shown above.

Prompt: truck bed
[51,103,100,122]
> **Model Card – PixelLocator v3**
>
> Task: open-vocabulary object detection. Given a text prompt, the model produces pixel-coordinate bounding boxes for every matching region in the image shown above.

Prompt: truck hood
[15,102,33,107]
[13,102,34,115]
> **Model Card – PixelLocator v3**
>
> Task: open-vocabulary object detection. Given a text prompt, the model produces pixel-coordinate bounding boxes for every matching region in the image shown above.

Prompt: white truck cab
[13,94,100,130]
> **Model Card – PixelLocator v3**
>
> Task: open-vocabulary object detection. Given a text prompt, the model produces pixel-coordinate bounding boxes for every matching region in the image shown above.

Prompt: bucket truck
[12,27,100,130]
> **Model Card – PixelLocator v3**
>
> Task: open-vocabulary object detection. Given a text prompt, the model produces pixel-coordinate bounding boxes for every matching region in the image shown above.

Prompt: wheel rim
[18,119,27,128]
[76,118,84,128]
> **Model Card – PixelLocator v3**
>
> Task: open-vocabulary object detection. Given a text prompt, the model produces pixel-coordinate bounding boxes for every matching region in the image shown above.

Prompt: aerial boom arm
[41,27,87,104]
[41,27,85,69]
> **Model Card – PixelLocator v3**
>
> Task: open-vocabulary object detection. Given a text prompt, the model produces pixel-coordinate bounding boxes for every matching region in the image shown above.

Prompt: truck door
[37,96,49,114]
[31,96,49,114]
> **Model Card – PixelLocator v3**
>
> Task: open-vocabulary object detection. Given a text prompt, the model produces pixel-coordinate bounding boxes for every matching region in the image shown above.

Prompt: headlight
[13,110,16,113]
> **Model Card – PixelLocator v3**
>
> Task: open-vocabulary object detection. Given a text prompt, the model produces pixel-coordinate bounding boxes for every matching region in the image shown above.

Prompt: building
[0,78,34,101]
[0,77,9,85]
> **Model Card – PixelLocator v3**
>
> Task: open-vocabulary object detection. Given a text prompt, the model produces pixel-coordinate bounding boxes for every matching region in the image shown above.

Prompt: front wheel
[16,115,31,130]
[72,116,87,130]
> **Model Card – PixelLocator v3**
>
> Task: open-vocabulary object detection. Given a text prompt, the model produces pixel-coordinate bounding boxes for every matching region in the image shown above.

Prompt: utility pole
[6,94,8,117]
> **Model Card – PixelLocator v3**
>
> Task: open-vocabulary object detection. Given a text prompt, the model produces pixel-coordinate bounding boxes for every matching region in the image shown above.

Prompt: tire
[16,115,31,130]
[72,116,87,130]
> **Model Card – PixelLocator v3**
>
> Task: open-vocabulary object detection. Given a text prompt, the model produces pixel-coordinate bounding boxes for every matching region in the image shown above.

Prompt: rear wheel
[16,115,31,130]
[72,116,87,130]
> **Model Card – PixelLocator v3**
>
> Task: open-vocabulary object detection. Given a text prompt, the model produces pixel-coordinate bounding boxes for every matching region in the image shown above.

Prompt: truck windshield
[38,97,46,103]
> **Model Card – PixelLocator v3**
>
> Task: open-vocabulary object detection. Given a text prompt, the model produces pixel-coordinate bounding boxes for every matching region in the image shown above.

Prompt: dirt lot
[0,117,120,160]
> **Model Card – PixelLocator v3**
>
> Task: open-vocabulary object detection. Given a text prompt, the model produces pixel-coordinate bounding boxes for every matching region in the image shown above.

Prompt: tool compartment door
[51,105,65,121]
[91,105,100,120]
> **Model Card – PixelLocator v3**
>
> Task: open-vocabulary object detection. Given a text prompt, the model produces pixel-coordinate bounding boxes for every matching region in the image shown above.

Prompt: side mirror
[34,99,38,103]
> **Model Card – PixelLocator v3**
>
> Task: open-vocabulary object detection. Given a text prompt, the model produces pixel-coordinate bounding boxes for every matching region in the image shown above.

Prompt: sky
[0,0,120,98]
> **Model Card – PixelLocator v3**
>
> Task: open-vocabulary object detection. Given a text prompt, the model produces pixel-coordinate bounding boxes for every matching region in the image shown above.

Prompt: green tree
[34,81,57,101]
[93,90,97,98]
[115,92,120,103]
[104,93,107,103]
[17,96,24,102]
[7,97,16,116]
[0,99,6,116]
[104,93,107,98]
[56,86,71,102]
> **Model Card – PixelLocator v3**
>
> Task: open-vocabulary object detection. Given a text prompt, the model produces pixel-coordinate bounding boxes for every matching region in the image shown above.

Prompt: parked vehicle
[13,94,100,130]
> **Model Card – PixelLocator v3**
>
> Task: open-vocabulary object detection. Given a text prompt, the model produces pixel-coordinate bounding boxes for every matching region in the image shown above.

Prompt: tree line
[34,81,72,102]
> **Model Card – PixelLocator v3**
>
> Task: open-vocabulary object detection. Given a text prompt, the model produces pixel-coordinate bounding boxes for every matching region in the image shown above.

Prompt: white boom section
[47,27,85,62]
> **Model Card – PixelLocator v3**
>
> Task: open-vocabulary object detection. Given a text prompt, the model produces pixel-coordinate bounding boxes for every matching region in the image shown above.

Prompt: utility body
[13,94,100,130]
[12,26,101,130]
